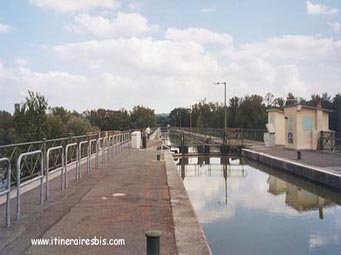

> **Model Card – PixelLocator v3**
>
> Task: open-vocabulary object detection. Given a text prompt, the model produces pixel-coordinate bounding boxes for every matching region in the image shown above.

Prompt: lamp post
[214,81,227,143]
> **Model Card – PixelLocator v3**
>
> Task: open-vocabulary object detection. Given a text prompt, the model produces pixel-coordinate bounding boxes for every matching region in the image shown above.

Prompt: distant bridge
[161,127,265,154]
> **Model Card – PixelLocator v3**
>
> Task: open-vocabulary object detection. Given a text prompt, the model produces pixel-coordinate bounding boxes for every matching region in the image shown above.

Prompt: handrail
[65,143,78,189]
[16,150,44,220]
[89,139,97,172]
[0,157,11,227]
[78,141,89,180]
[0,129,133,227]
[46,146,64,200]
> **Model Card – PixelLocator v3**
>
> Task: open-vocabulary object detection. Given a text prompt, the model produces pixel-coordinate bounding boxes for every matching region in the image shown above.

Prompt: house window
[288,117,293,132]
[303,117,313,131]
[269,116,275,124]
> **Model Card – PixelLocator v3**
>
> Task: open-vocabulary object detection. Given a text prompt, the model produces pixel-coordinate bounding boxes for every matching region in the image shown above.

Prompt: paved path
[0,148,177,255]
[248,144,341,175]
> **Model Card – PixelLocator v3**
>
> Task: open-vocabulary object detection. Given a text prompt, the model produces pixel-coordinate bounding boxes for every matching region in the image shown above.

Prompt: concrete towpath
[247,144,341,175]
[0,148,177,255]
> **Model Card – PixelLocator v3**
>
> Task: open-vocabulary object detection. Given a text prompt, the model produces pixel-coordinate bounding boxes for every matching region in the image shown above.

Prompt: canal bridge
[0,128,213,255]
[0,126,340,255]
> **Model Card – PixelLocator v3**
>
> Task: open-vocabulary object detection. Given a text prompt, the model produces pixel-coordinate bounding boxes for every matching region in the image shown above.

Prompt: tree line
[0,91,156,145]
[166,92,341,132]
[1,91,340,145]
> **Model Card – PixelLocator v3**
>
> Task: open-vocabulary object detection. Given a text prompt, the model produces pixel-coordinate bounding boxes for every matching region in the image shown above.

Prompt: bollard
[145,230,161,255]
[297,150,301,160]
[156,155,160,161]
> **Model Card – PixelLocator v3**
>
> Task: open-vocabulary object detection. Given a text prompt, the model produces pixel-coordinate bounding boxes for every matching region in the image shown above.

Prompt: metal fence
[0,131,132,227]
[167,127,266,146]
[319,131,340,152]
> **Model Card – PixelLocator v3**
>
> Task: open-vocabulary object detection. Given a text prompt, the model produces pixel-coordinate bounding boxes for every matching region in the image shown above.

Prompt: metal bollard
[156,155,160,161]
[297,150,301,160]
[145,230,161,255]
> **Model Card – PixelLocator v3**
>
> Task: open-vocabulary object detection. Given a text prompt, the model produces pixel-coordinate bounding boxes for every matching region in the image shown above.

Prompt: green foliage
[236,95,267,129]
[156,113,169,127]
[50,106,71,123]
[1,90,340,145]
[130,105,156,129]
[13,91,48,142]
[85,108,130,131]
[45,115,64,139]
[65,116,92,136]
[0,111,15,145]
[169,108,191,127]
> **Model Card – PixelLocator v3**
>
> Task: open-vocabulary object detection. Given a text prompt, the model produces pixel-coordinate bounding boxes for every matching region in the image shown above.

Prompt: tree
[331,94,341,132]
[285,92,298,106]
[50,106,71,124]
[13,91,48,142]
[228,97,239,127]
[156,113,169,127]
[264,93,275,108]
[273,97,285,109]
[169,108,190,127]
[130,106,156,129]
[45,115,64,139]
[85,108,130,130]
[65,116,93,136]
[0,111,15,145]
[236,95,267,129]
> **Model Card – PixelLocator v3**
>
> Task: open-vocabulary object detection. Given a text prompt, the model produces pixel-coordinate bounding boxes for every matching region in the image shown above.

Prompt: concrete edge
[164,151,212,255]
[242,148,341,190]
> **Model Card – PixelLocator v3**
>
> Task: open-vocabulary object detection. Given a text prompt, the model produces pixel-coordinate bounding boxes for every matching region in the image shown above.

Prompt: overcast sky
[0,0,340,113]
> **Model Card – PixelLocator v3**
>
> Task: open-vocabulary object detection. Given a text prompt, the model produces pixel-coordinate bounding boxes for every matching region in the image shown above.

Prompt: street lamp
[214,81,227,133]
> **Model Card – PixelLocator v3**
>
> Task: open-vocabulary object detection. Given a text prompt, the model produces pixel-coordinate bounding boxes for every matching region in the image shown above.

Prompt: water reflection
[176,156,341,255]
[268,176,333,219]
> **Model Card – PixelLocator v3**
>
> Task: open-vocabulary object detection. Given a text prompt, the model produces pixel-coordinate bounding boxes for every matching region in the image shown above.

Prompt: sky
[0,0,340,113]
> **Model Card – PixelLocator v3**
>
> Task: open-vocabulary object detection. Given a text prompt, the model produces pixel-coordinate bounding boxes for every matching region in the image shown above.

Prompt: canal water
[175,156,341,255]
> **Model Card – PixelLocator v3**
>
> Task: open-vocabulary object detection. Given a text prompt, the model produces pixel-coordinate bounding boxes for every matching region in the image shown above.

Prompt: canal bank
[241,147,341,190]
[164,151,212,255]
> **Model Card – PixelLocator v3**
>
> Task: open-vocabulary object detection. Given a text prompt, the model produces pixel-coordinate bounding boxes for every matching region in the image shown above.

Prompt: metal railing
[167,127,266,146]
[319,131,337,151]
[46,146,64,200]
[0,158,11,227]
[16,150,44,221]
[0,131,132,226]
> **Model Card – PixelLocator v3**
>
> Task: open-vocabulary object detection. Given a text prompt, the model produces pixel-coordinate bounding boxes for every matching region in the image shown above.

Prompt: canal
[175,156,341,255]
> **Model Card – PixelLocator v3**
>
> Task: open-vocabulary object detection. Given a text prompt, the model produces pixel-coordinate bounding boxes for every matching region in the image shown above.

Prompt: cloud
[0,22,13,33]
[2,24,340,113]
[328,22,341,33]
[200,8,215,13]
[127,2,142,11]
[306,1,338,15]
[166,27,233,48]
[68,12,159,39]
[29,0,121,13]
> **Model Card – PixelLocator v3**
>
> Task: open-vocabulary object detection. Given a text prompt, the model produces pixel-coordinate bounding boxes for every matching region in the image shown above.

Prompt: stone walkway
[0,148,177,255]
[248,144,341,175]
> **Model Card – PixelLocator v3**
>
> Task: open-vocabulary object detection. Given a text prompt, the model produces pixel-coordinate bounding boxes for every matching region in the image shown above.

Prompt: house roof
[266,108,284,113]
[285,104,333,113]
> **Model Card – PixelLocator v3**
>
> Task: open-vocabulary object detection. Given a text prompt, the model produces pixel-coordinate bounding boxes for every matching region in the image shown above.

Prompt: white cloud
[29,0,121,13]
[127,2,142,11]
[68,12,159,39]
[2,25,340,113]
[0,22,13,33]
[166,27,233,48]
[200,8,215,13]
[328,22,341,33]
[306,1,338,15]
